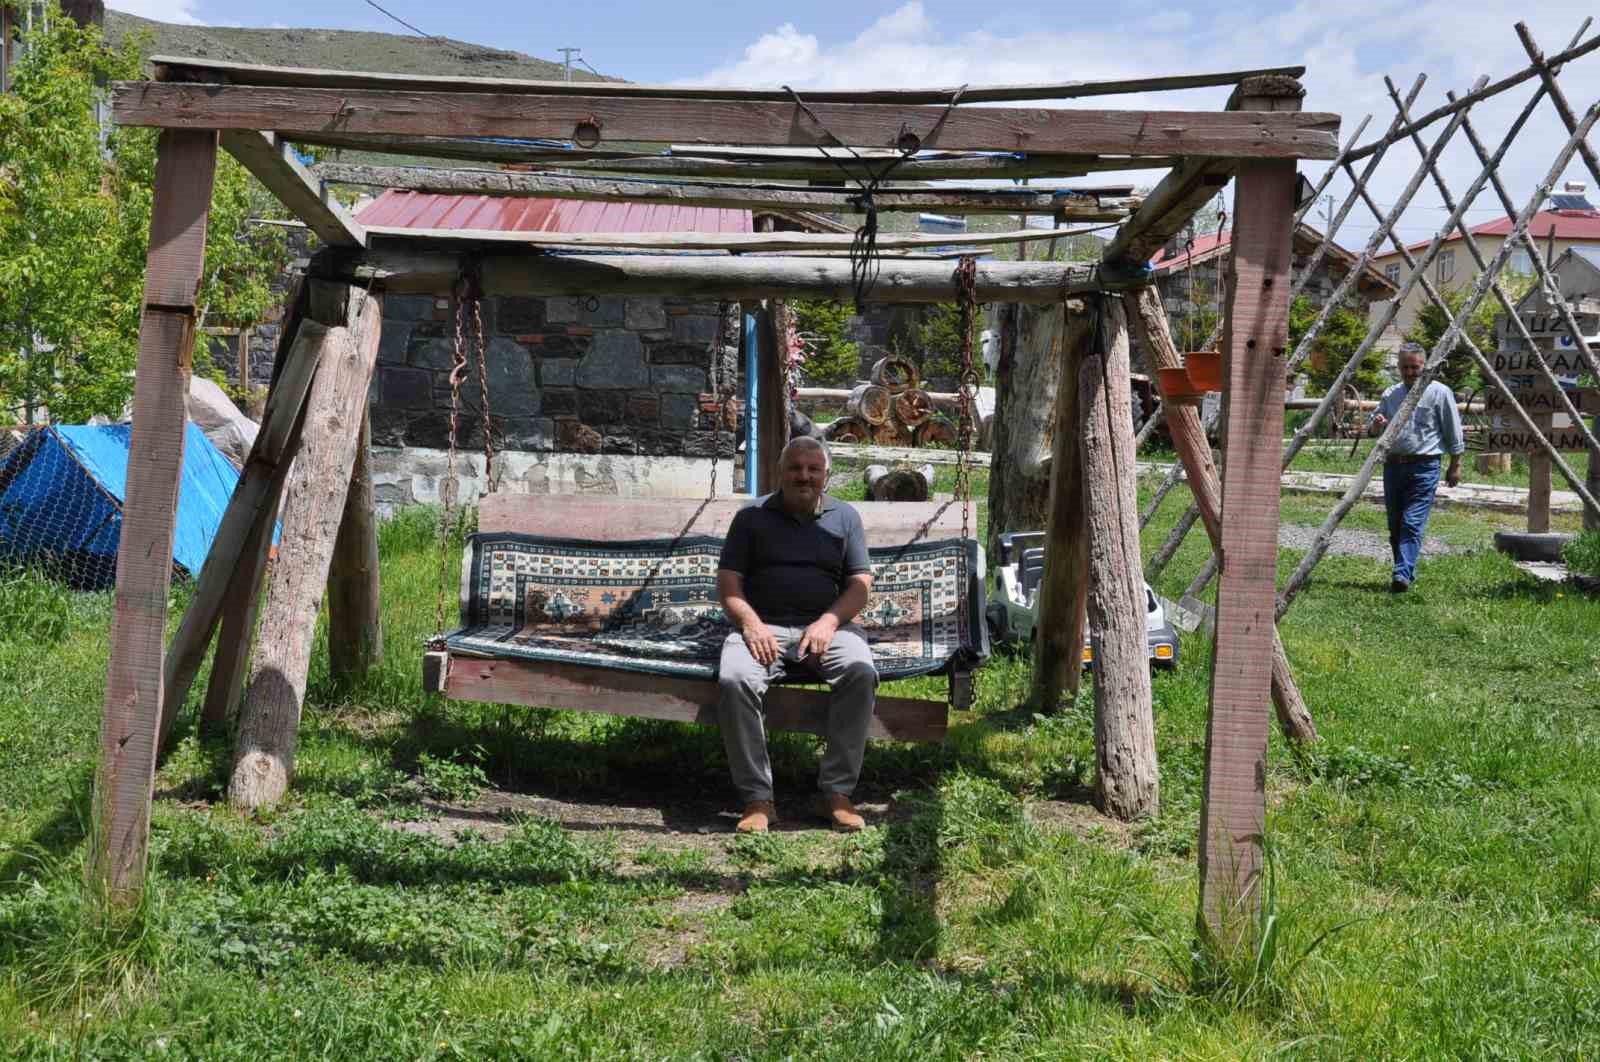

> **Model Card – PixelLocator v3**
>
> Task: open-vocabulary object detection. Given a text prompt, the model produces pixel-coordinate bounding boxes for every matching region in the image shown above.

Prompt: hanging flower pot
[1184,350,1223,392]
[1157,367,1205,406]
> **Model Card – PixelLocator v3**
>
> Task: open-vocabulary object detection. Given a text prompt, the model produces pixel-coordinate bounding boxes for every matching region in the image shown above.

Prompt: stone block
[410,336,457,371]
[671,314,719,344]
[557,419,603,453]
[579,390,627,424]
[625,393,660,422]
[370,406,409,447]
[624,298,668,330]
[602,434,638,454]
[406,413,472,451]
[648,341,709,365]
[660,393,699,430]
[483,336,541,415]
[652,365,708,393]
[546,296,582,324]
[500,416,555,450]
[542,389,578,417]
[497,295,545,333]
[377,319,413,365]
[580,296,626,327]
[386,294,435,321]
[539,333,588,358]
[382,367,434,410]
[540,358,577,387]
[577,331,648,388]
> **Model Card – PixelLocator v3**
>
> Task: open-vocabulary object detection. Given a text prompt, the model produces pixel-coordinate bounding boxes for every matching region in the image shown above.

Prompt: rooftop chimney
[1565,181,1588,195]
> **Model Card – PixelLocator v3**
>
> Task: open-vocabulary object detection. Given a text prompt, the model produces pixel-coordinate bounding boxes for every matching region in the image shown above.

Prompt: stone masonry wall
[370,294,740,459]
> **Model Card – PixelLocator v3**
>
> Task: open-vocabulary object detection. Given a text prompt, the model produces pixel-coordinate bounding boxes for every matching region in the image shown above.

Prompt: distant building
[1369,183,1600,351]
[1145,221,1397,363]
[1496,245,1600,355]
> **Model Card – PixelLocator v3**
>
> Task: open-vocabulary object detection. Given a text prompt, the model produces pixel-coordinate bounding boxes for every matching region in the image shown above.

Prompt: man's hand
[1370,413,1388,437]
[1446,458,1461,488]
[741,620,781,667]
[797,613,840,660]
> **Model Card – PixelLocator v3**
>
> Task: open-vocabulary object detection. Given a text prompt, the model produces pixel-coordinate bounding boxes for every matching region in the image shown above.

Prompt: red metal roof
[355,190,752,234]
[1393,208,1600,255]
[1149,229,1229,269]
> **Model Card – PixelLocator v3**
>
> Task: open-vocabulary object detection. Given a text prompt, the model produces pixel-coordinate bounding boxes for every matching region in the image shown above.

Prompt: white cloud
[690,2,1600,250]
[106,0,205,25]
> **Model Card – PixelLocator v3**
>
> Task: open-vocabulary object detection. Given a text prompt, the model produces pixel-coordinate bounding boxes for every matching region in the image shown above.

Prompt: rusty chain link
[954,255,980,543]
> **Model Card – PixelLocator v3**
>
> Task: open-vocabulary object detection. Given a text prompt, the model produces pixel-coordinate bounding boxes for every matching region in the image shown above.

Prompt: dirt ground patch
[1025,799,1134,845]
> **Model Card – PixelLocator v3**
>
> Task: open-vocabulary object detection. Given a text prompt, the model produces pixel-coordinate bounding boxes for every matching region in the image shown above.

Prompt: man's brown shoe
[736,800,777,833]
[820,792,865,832]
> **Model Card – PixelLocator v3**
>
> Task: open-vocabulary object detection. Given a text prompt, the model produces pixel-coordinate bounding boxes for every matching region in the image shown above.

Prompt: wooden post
[230,290,382,810]
[1528,414,1552,532]
[1197,153,1297,949]
[328,406,384,680]
[757,301,789,493]
[1029,299,1091,710]
[237,330,250,398]
[1125,287,1317,744]
[200,492,280,733]
[90,129,218,907]
[1081,299,1159,820]
[1588,425,1600,533]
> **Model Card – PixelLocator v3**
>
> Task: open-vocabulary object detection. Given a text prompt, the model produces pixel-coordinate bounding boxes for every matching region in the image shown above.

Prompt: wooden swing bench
[422,493,986,743]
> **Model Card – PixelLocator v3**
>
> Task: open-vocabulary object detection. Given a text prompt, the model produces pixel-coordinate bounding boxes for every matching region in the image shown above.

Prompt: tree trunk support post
[90,129,219,908]
[1196,131,1298,948]
[756,294,789,494]
[1081,299,1159,820]
[1030,298,1091,710]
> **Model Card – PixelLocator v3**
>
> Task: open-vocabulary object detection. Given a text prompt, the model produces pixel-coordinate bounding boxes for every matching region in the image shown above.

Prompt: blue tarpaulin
[0,423,246,588]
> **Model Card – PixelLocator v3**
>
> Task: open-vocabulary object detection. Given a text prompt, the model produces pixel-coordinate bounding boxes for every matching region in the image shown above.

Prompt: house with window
[1368,182,1600,352]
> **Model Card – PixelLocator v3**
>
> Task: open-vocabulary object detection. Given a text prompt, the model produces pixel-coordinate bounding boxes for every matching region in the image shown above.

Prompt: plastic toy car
[984,531,1179,670]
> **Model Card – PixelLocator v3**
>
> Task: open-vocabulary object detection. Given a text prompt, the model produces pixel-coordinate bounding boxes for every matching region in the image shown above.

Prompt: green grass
[3,484,1600,1058]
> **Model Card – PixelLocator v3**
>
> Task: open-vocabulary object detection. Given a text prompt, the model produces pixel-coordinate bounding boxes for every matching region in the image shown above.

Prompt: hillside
[102,9,618,82]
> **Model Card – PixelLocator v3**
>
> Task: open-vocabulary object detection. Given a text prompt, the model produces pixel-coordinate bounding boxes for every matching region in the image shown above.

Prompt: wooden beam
[339,248,1100,303]
[1197,156,1297,950]
[360,222,1120,254]
[219,130,366,248]
[91,129,217,908]
[231,292,384,810]
[153,53,1306,104]
[113,83,1343,160]
[757,300,790,494]
[200,492,278,734]
[1028,302,1090,709]
[1103,76,1307,270]
[436,654,946,744]
[285,134,1168,180]
[158,314,328,749]
[1081,300,1158,820]
[1125,286,1317,745]
[314,161,1140,218]
[327,406,383,681]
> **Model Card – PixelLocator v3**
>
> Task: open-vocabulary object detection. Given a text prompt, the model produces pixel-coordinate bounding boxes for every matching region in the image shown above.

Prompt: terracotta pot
[1184,350,1223,392]
[1157,366,1204,406]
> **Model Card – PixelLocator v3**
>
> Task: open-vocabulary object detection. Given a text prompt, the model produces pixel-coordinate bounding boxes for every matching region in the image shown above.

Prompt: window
[1385,263,1402,286]
[1507,249,1534,275]
[1438,249,1456,283]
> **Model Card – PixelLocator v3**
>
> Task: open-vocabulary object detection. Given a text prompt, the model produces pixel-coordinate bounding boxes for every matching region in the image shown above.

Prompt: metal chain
[953,256,980,543]
[706,300,732,500]
[472,289,497,494]
[432,279,473,641]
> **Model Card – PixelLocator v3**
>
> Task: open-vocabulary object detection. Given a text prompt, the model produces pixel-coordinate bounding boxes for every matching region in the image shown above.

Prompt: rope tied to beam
[783,83,968,311]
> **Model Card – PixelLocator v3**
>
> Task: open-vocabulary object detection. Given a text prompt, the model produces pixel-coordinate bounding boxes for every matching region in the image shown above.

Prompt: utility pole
[557,47,580,82]
[1319,193,1335,232]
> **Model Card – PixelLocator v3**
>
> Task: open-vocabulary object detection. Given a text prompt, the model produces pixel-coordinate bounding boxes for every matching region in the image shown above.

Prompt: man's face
[780,448,828,507]
[1400,353,1424,387]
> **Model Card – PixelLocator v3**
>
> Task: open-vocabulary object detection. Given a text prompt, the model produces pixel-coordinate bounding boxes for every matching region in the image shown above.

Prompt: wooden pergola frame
[96,56,1339,950]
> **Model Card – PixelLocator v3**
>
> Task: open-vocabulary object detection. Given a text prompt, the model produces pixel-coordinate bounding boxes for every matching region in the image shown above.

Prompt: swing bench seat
[422,494,989,744]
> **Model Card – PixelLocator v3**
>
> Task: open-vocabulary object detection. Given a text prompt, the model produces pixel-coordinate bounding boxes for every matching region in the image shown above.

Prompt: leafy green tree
[789,298,860,386]
[1402,284,1500,394]
[0,2,289,423]
[1290,295,1381,397]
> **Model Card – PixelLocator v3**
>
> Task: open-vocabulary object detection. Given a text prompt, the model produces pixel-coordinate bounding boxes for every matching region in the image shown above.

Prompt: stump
[870,355,920,392]
[864,463,935,501]
[824,416,873,443]
[846,383,892,425]
[892,388,935,428]
[914,414,958,448]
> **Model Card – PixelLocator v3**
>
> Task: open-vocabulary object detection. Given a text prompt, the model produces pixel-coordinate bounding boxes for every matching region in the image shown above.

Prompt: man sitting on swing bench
[717,436,876,834]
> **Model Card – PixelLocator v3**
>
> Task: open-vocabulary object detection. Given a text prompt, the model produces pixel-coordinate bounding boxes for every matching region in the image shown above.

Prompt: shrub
[1563,530,1600,580]
[790,299,860,386]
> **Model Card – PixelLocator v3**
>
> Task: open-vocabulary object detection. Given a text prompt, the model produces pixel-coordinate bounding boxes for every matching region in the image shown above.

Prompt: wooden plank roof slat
[111,83,1343,160]
[151,54,1307,104]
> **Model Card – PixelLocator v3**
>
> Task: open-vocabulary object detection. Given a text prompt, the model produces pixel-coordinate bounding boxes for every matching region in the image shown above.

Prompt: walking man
[1369,346,1464,592]
[716,436,877,834]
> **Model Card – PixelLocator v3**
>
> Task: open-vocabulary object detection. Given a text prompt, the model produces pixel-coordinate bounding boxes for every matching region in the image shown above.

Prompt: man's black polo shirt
[718,492,871,626]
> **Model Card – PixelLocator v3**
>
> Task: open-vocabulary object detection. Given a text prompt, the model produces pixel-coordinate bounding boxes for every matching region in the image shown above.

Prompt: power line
[365,0,431,38]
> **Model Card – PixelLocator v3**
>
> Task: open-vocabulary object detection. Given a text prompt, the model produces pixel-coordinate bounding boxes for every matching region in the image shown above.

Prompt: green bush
[1563,530,1600,580]
[1292,295,1382,397]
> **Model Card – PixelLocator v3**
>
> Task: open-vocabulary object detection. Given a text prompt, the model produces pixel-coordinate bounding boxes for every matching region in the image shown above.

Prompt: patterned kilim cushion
[444,532,988,681]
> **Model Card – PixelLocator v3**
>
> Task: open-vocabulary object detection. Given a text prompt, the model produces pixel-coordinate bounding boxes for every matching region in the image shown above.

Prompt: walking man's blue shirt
[1371,380,1466,457]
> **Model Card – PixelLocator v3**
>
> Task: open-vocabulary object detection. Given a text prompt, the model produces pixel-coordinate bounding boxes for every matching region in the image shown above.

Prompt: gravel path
[1277,523,1459,561]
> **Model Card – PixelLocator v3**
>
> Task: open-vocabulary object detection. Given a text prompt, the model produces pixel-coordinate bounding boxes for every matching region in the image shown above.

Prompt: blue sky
[107,0,1600,248]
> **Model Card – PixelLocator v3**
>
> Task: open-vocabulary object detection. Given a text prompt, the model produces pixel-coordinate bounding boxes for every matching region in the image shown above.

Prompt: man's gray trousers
[716,625,878,803]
